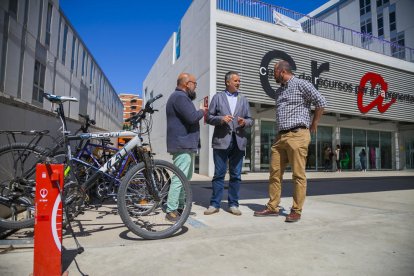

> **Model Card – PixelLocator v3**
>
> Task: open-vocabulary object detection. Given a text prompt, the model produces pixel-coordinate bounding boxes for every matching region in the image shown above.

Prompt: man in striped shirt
[254,60,327,222]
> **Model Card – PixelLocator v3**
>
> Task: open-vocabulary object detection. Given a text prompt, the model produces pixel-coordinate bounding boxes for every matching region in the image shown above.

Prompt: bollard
[33,164,64,276]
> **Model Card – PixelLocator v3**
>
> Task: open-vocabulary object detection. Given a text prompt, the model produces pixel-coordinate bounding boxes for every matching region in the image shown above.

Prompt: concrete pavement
[1,171,414,276]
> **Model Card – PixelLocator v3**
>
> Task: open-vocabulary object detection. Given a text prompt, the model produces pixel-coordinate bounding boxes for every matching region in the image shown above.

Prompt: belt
[278,126,307,135]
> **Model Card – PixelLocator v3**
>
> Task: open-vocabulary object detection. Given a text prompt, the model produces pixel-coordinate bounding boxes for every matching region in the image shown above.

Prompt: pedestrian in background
[165,73,206,222]
[324,146,332,172]
[335,144,341,172]
[254,60,326,222]
[204,71,253,216]
[359,148,367,172]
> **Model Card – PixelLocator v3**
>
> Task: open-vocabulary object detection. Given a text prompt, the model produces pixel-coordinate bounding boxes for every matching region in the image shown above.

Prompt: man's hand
[310,107,324,134]
[237,116,246,127]
[222,115,234,124]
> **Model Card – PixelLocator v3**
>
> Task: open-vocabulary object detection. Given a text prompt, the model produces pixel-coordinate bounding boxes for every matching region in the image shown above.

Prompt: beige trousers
[266,128,311,214]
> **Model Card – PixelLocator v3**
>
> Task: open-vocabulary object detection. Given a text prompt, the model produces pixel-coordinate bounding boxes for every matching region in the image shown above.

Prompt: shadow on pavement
[191,176,414,209]
[62,247,89,276]
[118,225,189,241]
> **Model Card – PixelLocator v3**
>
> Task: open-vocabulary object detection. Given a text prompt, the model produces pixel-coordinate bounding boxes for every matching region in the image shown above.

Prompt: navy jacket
[207,91,253,151]
[166,89,204,153]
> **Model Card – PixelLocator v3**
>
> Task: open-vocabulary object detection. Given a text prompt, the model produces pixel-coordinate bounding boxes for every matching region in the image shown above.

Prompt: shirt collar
[225,90,239,97]
[281,76,295,88]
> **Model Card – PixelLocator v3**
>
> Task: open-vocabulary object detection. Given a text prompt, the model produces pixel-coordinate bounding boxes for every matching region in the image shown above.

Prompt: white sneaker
[204,206,219,215]
[229,206,242,216]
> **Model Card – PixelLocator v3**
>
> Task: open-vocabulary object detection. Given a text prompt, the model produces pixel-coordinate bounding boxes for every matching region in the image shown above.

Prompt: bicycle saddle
[44,92,78,103]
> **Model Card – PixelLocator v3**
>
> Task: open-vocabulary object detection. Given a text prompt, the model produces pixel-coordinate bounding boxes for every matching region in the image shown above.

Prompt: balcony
[217,0,414,63]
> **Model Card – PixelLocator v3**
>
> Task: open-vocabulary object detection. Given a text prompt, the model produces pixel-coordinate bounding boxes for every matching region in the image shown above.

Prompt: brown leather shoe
[253,208,279,217]
[285,210,301,222]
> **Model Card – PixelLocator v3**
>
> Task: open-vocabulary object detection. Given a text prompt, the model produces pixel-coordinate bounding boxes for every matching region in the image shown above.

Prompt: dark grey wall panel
[216,24,414,122]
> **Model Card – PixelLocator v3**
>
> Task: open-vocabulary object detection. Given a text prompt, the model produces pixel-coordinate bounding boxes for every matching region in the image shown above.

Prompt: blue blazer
[166,89,204,153]
[207,91,253,151]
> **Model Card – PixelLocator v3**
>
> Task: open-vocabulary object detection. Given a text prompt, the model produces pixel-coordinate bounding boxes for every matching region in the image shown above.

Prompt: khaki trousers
[266,128,311,214]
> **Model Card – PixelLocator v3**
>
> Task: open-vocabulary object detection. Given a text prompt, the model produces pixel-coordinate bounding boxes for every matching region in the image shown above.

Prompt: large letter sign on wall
[259,50,296,99]
[357,72,396,113]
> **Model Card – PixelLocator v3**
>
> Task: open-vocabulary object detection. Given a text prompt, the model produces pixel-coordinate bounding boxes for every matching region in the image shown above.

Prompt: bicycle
[0,111,139,229]
[1,93,193,240]
[0,112,111,229]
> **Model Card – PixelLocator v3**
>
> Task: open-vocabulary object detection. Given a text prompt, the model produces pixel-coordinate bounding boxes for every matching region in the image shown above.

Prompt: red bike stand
[33,164,64,276]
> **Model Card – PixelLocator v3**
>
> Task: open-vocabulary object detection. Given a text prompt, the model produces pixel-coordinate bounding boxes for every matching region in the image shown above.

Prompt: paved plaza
[1,171,414,276]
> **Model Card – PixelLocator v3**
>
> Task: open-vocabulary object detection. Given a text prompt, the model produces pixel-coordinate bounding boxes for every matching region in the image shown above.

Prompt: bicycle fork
[137,147,161,201]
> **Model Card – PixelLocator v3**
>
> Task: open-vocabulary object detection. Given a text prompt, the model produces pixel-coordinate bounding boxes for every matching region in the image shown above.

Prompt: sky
[59,0,330,97]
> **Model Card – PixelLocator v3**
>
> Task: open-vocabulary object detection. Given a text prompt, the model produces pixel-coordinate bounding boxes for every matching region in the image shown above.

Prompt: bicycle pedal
[77,247,85,254]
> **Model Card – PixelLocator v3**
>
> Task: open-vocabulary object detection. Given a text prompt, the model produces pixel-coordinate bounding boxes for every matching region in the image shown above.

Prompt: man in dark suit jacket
[204,71,253,216]
[165,73,206,222]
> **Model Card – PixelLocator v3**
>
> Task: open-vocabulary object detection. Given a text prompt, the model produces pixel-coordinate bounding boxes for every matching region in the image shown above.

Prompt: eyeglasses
[187,81,197,86]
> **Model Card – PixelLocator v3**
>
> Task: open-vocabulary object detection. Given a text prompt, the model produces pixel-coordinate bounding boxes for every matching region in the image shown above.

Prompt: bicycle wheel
[117,159,192,239]
[0,143,48,229]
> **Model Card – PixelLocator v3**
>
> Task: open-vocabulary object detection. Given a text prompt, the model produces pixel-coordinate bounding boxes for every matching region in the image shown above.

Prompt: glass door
[260,121,276,170]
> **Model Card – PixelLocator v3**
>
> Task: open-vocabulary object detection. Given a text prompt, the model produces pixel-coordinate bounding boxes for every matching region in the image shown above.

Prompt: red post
[33,164,64,276]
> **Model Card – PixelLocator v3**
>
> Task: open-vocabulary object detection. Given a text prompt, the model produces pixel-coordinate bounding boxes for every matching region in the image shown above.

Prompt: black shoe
[166,210,180,222]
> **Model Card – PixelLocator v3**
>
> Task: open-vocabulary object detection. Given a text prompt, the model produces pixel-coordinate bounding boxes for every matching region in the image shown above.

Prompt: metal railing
[217,0,414,63]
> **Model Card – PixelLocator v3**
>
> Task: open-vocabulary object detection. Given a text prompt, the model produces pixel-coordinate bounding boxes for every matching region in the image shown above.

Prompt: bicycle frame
[67,131,142,190]
[74,139,138,180]
[46,92,162,200]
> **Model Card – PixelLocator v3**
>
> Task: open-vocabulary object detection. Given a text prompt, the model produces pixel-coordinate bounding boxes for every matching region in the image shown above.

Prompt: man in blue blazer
[204,71,254,216]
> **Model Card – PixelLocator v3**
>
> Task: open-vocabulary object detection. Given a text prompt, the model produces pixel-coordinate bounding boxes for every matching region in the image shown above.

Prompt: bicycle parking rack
[33,164,63,276]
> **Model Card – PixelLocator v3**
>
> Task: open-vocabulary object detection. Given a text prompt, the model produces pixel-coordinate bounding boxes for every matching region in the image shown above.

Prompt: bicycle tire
[117,159,192,239]
[0,143,48,229]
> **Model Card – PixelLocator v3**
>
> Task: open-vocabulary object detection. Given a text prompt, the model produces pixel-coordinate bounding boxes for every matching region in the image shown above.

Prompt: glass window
[260,121,276,170]
[306,132,316,170]
[405,140,414,169]
[380,132,392,169]
[376,0,388,7]
[90,62,94,84]
[361,19,372,47]
[317,126,333,171]
[391,32,405,59]
[62,24,68,65]
[353,129,366,170]
[389,11,396,31]
[367,130,380,170]
[360,0,371,15]
[45,3,52,46]
[340,128,352,170]
[71,37,76,71]
[32,60,45,104]
[377,14,384,37]
[9,0,18,17]
[81,50,86,78]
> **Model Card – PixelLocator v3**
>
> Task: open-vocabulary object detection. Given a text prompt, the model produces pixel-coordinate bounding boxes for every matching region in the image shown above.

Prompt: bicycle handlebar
[145,94,163,109]
[125,94,163,123]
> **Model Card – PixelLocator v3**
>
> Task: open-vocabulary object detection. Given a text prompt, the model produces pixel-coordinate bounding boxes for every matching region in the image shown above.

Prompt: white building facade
[143,0,414,177]
[0,0,123,136]
[308,0,414,60]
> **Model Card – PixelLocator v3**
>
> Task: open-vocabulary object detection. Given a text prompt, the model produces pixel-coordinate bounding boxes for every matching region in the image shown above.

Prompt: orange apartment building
[119,93,143,128]
[118,93,142,146]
